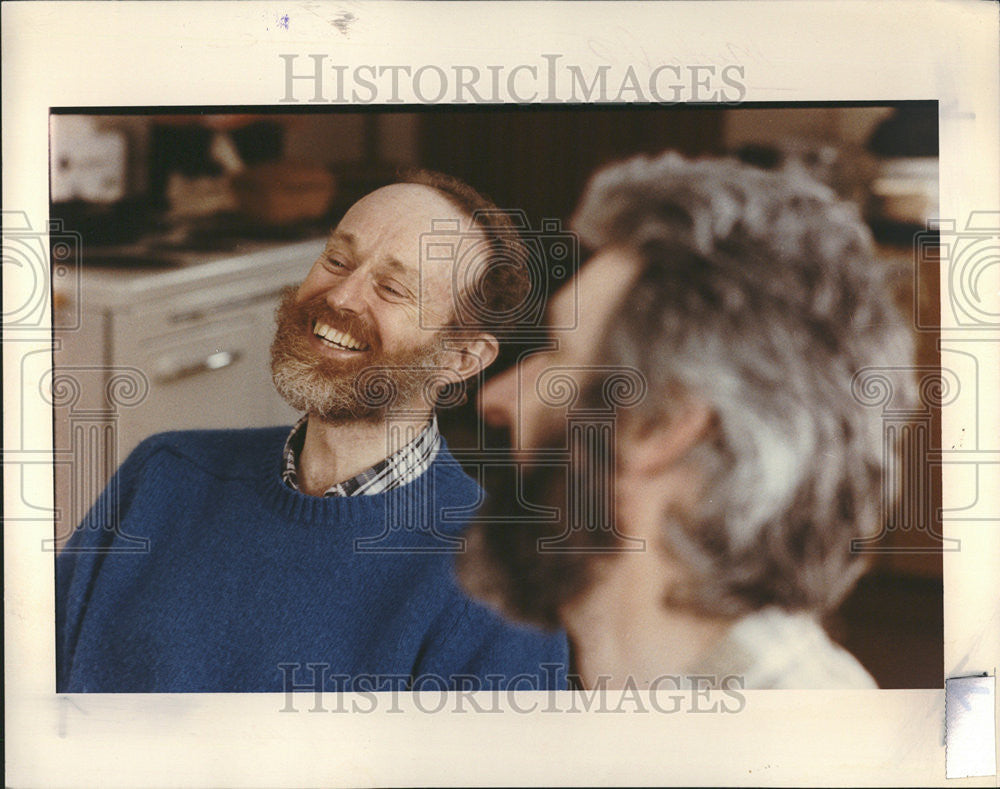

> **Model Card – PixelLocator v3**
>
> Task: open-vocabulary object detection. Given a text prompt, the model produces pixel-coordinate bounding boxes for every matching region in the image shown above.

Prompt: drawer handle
[154,350,242,384]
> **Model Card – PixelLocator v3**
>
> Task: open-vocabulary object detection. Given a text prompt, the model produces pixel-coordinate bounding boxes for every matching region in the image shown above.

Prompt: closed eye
[322,256,348,271]
[379,282,406,298]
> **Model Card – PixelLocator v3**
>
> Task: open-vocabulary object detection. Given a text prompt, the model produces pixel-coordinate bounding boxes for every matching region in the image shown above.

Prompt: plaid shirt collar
[281,414,441,497]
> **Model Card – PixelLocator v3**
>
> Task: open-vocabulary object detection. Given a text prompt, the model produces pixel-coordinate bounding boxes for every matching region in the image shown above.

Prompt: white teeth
[313,321,365,351]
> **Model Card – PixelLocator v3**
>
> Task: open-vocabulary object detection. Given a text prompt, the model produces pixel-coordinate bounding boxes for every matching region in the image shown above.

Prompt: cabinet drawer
[113,285,289,345]
[116,312,293,455]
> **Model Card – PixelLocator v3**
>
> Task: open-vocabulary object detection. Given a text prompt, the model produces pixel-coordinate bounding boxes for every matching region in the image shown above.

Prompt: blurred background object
[231,161,336,227]
[50,115,128,204]
[866,104,940,236]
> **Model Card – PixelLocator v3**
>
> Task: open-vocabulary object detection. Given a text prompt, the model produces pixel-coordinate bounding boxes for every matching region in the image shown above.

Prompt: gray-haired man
[459,153,914,689]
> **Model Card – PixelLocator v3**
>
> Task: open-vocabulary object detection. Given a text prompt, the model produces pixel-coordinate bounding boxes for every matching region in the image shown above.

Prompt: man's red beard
[270,288,450,423]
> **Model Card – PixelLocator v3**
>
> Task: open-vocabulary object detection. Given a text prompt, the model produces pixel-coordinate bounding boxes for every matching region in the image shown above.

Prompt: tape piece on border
[945,674,997,779]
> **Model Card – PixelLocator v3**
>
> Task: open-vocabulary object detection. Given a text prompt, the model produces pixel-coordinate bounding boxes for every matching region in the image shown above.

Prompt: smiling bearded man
[271,288,449,424]
[56,169,569,693]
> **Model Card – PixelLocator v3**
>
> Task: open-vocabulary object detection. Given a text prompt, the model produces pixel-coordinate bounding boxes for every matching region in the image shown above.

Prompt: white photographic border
[4,2,998,786]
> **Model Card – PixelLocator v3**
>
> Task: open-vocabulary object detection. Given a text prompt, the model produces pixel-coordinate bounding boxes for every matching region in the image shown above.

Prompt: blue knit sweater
[56,427,568,692]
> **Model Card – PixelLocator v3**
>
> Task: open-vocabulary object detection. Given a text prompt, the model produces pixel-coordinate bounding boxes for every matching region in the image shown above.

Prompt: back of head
[571,152,916,617]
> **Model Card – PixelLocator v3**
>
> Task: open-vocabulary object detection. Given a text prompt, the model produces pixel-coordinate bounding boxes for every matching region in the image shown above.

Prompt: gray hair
[571,152,916,616]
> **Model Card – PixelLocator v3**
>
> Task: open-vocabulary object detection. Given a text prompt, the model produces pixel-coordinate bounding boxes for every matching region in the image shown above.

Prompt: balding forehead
[336,184,484,259]
[368,183,475,226]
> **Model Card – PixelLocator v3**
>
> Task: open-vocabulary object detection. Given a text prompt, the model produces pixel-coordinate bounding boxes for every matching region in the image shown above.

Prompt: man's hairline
[408,186,495,337]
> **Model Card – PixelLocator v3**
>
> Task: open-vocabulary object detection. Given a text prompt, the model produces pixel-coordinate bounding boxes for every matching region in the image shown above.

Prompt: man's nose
[479,367,517,429]
[325,270,368,313]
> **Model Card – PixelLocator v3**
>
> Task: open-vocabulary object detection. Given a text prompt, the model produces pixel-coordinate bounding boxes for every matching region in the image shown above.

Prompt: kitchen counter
[60,236,326,313]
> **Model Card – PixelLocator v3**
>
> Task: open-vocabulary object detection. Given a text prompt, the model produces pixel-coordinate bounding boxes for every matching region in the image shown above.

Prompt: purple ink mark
[277,14,289,30]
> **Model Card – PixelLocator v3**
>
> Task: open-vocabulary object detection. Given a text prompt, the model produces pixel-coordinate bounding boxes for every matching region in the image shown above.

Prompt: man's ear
[622,401,714,478]
[442,332,500,384]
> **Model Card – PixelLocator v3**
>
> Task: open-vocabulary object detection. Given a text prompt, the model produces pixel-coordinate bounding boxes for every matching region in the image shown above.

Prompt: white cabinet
[119,301,287,441]
[53,238,320,540]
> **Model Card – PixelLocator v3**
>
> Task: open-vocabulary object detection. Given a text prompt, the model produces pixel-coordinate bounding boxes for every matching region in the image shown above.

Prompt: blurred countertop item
[231,162,337,226]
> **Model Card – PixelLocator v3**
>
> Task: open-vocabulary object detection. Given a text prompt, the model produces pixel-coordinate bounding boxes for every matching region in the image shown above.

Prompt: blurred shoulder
[709,608,877,690]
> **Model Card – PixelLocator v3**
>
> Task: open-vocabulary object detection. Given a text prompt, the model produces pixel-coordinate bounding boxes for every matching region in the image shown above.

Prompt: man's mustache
[292,293,380,353]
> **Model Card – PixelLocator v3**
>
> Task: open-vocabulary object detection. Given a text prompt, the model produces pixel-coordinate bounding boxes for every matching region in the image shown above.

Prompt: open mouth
[313,320,370,352]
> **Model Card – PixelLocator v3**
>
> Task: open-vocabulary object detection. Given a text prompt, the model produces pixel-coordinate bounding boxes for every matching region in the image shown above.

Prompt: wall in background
[283,113,421,166]
[724,105,894,148]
